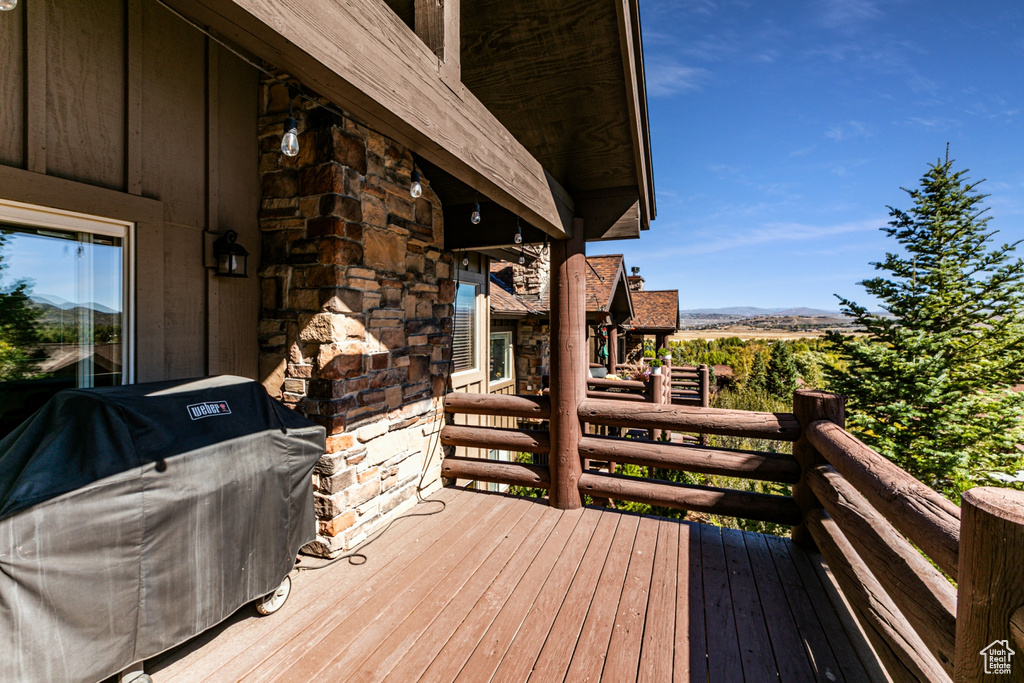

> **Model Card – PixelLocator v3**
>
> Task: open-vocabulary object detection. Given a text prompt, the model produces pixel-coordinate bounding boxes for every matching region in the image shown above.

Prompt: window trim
[488,330,514,388]
[0,197,135,385]
[452,271,486,386]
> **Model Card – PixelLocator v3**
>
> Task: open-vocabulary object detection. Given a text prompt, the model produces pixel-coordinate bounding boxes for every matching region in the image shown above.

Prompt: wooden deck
[148,487,887,682]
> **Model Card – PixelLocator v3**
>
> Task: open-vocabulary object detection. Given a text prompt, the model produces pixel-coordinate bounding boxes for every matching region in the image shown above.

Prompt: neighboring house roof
[585,255,633,322]
[630,290,679,332]
[490,262,515,291]
[490,274,537,318]
[489,255,635,324]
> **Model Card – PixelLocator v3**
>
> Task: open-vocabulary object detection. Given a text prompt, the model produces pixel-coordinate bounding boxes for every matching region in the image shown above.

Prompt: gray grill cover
[0,376,325,682]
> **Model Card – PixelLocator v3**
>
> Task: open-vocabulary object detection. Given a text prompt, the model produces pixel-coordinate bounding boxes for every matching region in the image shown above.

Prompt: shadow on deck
[148,487,886,682]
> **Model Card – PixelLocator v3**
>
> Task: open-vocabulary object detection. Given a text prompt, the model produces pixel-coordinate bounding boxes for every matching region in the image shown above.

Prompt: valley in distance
[672,306,866,341]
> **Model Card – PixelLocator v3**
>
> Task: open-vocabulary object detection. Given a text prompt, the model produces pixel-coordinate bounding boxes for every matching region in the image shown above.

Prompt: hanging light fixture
[280,87,299,157]
[0,1,17,10]
[514,218,523,244]
[410,165,423,198]
[470,201,481,225]
[518,242,525,265]
[212,230,249,278]
[462,251,469,268]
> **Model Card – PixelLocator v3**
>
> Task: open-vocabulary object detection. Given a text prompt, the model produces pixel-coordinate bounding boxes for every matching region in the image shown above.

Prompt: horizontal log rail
[805,420,961,580]
[441,456,550,489]
[443,392,550,420]
[544,388,649,402]
[587,377,647,391]
[805,509,951,683]
[578,435,801,484]
[577,471,801,526]
[586,390,647,402]
[579,398,800,441]
[807,464,956,675]
[440,424,550,454]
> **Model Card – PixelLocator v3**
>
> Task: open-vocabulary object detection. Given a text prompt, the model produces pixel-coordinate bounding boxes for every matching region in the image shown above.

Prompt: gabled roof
[585,255,633,323]
[630,290,679,332]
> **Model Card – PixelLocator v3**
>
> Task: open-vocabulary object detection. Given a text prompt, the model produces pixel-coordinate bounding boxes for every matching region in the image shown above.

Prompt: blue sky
[590,0,1024,311]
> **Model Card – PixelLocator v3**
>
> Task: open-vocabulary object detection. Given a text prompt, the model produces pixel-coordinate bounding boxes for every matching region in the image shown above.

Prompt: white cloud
[628,218,884,258]
[817,0,883,30]
[645,60,710,97]
[825,120,868,142]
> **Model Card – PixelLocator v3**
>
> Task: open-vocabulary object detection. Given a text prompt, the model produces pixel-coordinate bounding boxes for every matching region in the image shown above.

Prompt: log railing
[442,386,1024,683]
[790,391,1024,683]
[670,363,710,407]
[441,391,801,527]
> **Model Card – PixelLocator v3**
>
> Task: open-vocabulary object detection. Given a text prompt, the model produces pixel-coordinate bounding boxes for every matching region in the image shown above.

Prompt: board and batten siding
[0,0,260,381]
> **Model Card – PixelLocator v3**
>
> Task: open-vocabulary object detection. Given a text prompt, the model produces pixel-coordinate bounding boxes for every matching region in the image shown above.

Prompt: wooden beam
[548,218,586,509]
[440,424,550,455]
[164,0,573,239]
[805,420,961,580]
[441,456,550,489]
[805,509,952,683]
[578,435,801,483]
[955,487,1024,682]
[579,398,801,441]
[577,471,801,526]
[443,392,550,420]
[612,0,653,227]
[807,465,956,675]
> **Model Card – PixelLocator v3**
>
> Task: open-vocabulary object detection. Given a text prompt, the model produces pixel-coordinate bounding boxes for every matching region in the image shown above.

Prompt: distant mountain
[31,296,118,315]
[681,306,840,316]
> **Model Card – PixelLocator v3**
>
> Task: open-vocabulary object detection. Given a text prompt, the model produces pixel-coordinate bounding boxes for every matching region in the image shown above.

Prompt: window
[453,283,477,373]
[489,331,512,384]
[0,200,131,437]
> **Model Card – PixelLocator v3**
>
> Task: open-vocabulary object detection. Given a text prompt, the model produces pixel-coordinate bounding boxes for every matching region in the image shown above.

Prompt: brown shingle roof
[585,255,624,312]
[630,290,679,331]
[490,274,537,317]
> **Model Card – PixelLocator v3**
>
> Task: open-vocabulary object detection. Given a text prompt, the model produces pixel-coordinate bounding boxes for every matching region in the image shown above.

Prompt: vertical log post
[699,363,710,407]
[791,390,845,548]
[649,371,665,443]
[608,323,618,375]
[548,218,586,509]
[954,487,1024,681]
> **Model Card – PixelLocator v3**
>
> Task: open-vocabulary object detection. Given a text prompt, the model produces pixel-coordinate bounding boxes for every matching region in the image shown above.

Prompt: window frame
[488,330,514,389]
[0,198,135,385]
[451,271,486,386]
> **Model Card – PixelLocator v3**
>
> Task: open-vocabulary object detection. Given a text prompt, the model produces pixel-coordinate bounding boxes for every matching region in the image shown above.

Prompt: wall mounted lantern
[211,230,249,278]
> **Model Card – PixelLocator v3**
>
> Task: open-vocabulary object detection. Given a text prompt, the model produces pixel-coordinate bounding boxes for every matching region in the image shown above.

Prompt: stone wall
[257,78,451,556]
[515,319,549,394]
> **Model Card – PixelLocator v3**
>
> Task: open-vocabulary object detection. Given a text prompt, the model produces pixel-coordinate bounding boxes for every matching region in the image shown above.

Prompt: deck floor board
[149,488,885,682]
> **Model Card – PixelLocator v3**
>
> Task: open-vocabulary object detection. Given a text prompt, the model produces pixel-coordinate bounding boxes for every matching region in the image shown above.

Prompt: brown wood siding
[0,2,24,168]
[46,0,126,191]
[0,0,259,381]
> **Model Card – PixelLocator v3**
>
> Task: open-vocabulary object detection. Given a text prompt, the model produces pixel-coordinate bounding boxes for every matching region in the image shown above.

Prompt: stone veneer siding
[515,320,549,394]
[257,79,452,556]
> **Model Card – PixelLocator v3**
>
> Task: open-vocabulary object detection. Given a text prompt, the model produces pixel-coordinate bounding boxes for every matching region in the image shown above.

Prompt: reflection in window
[490,331,512,384]
[453,283,477,373]
[0,224,124,436]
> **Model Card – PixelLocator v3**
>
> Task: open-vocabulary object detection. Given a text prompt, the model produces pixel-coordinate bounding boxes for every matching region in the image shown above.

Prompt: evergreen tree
[747,352,767,393]
[827,151,1024,494]
[766,341,798,397]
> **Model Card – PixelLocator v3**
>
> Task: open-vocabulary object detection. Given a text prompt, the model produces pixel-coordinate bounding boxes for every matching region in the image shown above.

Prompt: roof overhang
[167,0,653,250]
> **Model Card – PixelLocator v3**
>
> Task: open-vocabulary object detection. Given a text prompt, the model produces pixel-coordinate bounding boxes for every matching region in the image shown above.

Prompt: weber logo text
[187,401,232,420]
